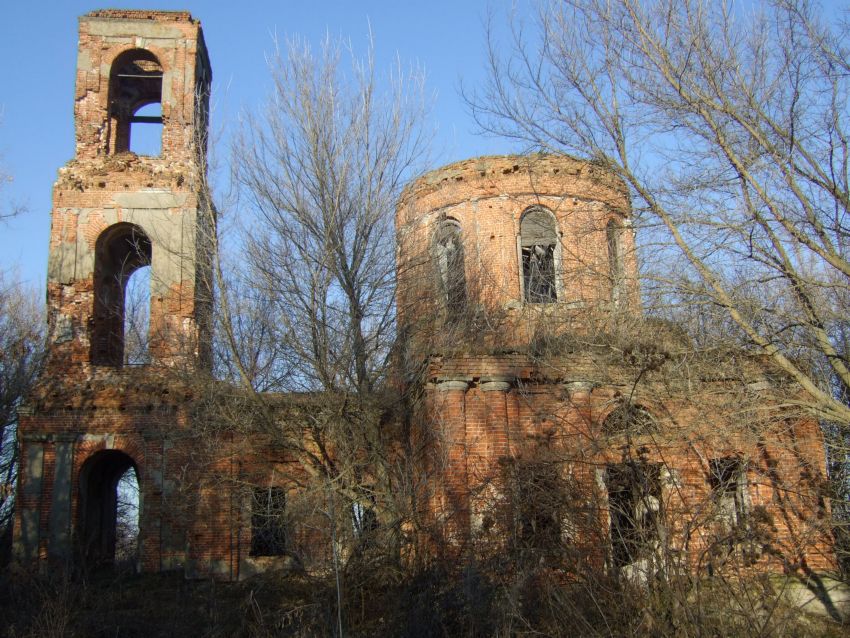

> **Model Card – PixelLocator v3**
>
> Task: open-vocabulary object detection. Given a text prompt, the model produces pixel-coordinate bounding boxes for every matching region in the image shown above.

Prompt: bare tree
[0,114,24,222]
[230,34,430,396]
[0,274,44,562]
[0,166,15,222]
[470,0,850,428]
[190,32,433,620]
[123,265,151,366]
[113,466,140,568]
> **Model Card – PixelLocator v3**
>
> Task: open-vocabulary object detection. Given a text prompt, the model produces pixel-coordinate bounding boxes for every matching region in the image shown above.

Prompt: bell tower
[47,9,213,372]
[14,10,213,572]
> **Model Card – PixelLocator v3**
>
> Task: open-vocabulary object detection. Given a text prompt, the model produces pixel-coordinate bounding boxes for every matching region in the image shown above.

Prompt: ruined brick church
[13,10,837,582]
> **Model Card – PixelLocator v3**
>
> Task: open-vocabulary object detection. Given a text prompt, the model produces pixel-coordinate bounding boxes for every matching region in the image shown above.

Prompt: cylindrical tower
[396,154,638,355]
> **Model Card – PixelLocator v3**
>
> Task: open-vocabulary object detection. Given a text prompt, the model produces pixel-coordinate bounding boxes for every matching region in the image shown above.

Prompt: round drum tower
[396,154,637,352]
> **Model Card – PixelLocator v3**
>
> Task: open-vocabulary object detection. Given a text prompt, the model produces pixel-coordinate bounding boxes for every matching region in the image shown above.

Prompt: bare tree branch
[470,0,850,428]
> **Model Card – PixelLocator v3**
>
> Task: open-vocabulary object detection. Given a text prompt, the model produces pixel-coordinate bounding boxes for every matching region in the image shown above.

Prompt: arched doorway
[78,450,140,567]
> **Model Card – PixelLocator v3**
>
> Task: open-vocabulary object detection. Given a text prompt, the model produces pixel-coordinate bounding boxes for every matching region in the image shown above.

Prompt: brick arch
[519,205,558,231]
[599,400,660,437]
[432,215,464,240]
[106,45,169,74]
[82,210,109,252]
[73,438,148,492]
[107,436,147,468]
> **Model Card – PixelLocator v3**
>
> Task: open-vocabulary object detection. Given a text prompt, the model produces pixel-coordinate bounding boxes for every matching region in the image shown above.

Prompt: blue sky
[0,1,516,292]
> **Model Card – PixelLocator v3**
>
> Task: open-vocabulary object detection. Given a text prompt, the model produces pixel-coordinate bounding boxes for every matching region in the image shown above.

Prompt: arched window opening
[607,219,624,306]
[124,265,151,366]
[91,224,152,367]
[434,219,466,317]
[108,49,163,155]
[520,208,558,303]
[602,403,658,437]
[78,450,140,568]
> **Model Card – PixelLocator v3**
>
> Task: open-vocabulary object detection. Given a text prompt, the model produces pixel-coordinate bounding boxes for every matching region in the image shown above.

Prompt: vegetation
[1,567,846,637]
[0,274,43,565]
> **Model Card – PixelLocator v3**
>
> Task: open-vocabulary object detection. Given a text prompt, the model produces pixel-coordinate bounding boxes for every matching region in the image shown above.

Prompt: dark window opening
[515,462,563,554]
[606,219,624,306]
[709,458,747,527]
[520,208,558,303]
[91,224,152,367]
[250,486,287,557]
[108,49,163,155]
[434,220,466,317]
[352,500,379,538]
[522,244,557,303]
[606,463,662,568]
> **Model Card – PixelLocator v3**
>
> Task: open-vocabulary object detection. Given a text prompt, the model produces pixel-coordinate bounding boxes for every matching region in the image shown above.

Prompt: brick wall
[413,351,836,573]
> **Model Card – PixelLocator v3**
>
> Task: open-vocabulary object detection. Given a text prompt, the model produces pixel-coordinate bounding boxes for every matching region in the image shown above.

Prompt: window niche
[433,219,466,317]
[108,49,164,156]
[250,486,287,557]
[519,207,559,303]
[91,224,152,367]
[606,219,625,306]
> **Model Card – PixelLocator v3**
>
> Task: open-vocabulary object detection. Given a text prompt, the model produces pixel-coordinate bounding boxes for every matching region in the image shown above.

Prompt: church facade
[13,10,836,582]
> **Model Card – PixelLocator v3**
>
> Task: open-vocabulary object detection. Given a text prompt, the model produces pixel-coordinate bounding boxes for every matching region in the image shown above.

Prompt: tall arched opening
[519,207,559,303]
[91,223,152,367]
[78,450,140,567]
[108,49,164,155]
[433,218,466,318]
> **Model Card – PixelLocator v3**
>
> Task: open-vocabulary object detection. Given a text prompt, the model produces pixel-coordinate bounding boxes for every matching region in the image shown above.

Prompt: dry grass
[1,564,846,638]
